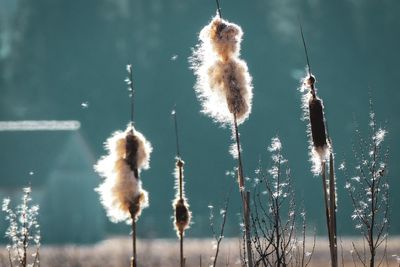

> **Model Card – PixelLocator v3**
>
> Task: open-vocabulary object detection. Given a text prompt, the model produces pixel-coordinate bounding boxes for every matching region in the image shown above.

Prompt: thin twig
[299,19,312,76]
[215,0,222,18]
[172,107,181,158]
[339,236,344,267]
[211,184,233,267]
[8,248,13,267]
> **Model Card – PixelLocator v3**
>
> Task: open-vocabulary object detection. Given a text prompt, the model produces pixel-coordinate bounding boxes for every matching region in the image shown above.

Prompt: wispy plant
[298,23,338,267]
[341,102,390,267]
[2,187,41,267]
[171,108,191,267]
[190,1,254,265]
[208,178,233,267]
[94,65,152,267]
[251,137,315,267]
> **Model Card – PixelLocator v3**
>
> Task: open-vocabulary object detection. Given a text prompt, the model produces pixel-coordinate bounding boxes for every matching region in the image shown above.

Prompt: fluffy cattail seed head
[95,125,152,223]
[173,159,191,237]
[208,58,251,121]
[191,15,253,126]
[300,74,329,175]
[208,17,242,61]
[174,198,190,235]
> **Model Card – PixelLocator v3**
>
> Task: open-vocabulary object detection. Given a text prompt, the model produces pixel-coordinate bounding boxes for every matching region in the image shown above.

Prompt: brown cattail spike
[95,125,152,223]
[173,159,191,237]
[129,191,148,221]
[125,131,140,177]
[208,58,250,121]
[309,96,327,149]
[175,199,190,234]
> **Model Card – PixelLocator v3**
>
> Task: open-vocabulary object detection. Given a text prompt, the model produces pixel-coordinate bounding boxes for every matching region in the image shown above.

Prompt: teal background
[0,0,399,243]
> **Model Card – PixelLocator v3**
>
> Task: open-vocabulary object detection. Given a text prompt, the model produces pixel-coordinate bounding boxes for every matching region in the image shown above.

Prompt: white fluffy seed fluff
[94,125,152,223]
[191,15,253,126]
[299,74,330,175]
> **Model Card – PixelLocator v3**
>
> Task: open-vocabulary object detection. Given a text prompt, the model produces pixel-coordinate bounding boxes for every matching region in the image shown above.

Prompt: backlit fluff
[172,159,191,237]
[191,15,253,126]
[95,125,152,223]
[300,74,329,175]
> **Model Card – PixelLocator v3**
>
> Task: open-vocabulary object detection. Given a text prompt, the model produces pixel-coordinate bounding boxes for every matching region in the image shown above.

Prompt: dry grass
[0,237,399,267]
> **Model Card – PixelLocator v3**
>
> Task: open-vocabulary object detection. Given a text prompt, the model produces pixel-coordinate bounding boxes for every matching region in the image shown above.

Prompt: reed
[94,65,152,267]
[298,23,338,267]
[171,109,191,267]
[190,3,254,265]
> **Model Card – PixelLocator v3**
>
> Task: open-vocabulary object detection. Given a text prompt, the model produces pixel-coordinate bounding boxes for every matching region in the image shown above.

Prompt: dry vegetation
[0,237,399,267]
[1,2,397,267]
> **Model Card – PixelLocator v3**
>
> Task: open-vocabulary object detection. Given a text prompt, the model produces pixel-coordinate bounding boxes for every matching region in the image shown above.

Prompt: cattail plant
[2,187,41,267]
[171,109,191,267]
[341,102,390,267]
[190,1,253,265]
[94,65,152,267]
[251,137,315,267]
[298,23,338,267]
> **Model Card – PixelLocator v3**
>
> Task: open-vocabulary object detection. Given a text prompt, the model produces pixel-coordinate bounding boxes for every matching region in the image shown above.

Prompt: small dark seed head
[125,132,139,171]
[175,199,189,223]
[176,159,184,168]
[304,74,316,88]
[174,198,190,234]
[309,97,327,148]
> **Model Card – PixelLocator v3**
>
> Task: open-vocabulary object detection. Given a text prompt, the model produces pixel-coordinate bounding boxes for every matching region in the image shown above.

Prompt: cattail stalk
[191,10,254,266]
[95,66,152,267]
[172,109,191,267]
[173,159,191,267]
[322,162,334,263]
[233,113,253,267]
[299,23,337,267]
[329,152,338,266]
[131,219,137,267]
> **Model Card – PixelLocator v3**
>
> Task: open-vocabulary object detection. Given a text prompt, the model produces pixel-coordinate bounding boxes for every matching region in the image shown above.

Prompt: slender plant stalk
[329,152,338,267]
[215,0,222,18]
[22,218,27,267]
[131,219,137,267]
[211,184,232,267]
[233,113,253,267]
[274,154,282,267]
[301,223,306,267]
[127,64,135,128]
[178,161,185,267]
[178,160,183,200]
[321,162,334,265]
[8,249,13,267]
[180,231,184,267]
[33,249,40,267]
